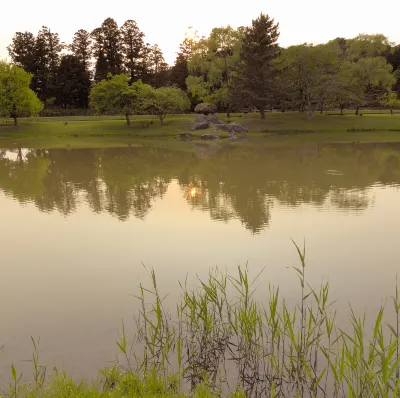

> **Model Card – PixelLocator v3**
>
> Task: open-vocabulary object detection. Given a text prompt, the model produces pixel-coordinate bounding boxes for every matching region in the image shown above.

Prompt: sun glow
[185,26,197,41]
[190,187,197,197]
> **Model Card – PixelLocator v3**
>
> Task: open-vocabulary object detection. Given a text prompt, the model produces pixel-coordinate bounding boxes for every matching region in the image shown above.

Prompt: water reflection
[1,144,400,233]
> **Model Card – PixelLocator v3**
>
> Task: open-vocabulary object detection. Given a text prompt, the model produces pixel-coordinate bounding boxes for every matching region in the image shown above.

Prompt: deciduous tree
[187,26,243,116]
[89,74,150,125]
[0,62,43,125]
[142,86,190,125]
[380,91,400,114]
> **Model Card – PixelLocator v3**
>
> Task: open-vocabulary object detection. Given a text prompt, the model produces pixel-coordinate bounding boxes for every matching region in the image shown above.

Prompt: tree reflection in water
[1,143,399,234]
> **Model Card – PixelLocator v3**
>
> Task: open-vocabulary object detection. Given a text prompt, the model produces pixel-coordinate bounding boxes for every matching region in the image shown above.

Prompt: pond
[1,142,400,387]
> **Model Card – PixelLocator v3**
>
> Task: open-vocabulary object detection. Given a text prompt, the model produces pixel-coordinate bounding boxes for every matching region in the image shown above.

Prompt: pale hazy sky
[1,0,399,65]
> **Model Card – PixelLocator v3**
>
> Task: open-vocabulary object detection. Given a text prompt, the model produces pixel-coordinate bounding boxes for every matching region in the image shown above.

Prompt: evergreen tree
[139,43,153,84]
[170,53,189,90]
[387,45,400,96]
[148,45,169,88]
[70,29,92,72]
[7,32,37,77]
[101,18,123,75]
[170,37,196,90]
[91,27,109,82]
[91,18,123,80]
[34,26,63,102]
[55,55,91,109]
[231,13,280,119]
[120,20,145,83]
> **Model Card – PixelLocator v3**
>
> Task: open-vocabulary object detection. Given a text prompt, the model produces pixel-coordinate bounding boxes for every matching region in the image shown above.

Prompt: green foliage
[279,43,341,117]
[187,26,243,114]
[69,29,92,71]
[194,102,216,115]
[89,74,151,124]
[55,55,91,109]
[346,34,392,60]
[120,20,145,83]
[142,86,190,125]
[229,13,280,118]
[0,62,43,124]
[381,91,400,114]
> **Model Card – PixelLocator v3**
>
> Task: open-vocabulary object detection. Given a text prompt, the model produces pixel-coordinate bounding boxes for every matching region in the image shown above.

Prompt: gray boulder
[229,123,248,134]
[215,123,248,134]
[205,114,222,124]
[191,121,210,131]
[195,115,207,122]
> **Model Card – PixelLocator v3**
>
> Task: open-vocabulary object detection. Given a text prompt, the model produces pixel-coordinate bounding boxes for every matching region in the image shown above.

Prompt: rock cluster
[191,114,248,137]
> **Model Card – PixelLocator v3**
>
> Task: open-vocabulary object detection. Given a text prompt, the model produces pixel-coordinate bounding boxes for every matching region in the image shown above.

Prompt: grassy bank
[2,245,400,397]
[0,112,400,149]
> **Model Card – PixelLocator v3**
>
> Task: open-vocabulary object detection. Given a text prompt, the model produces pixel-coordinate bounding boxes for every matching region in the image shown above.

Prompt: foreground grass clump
[3,243,400,397]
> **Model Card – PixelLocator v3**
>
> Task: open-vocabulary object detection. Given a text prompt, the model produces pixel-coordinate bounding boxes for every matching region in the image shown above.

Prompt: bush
[194,103,217,115]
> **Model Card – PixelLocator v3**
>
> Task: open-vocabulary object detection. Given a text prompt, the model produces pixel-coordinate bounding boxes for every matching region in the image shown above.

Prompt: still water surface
[1,143,400,386]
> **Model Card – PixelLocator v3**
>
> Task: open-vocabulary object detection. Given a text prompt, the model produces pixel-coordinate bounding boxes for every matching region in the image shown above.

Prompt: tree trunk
[125,114,131,125]
[260,109,266,120]
[13,117,18,125]
[340,106,344,115]
[391,108,393,115]
[355,106,359,115]
[226,105,231,119]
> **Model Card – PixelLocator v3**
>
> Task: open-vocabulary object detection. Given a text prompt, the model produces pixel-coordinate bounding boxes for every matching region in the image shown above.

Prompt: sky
[1,0,400,65]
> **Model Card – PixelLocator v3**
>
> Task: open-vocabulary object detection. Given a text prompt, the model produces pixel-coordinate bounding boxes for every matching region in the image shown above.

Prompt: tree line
[3,13,400,120]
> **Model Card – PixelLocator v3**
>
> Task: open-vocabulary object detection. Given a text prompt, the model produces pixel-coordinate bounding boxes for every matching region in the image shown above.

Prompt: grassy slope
[0,111,399,149]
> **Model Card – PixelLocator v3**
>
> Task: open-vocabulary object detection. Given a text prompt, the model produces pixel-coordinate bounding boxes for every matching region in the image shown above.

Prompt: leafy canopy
[142,86,190,125]
[89,73,151,124]
[0,62,43,124]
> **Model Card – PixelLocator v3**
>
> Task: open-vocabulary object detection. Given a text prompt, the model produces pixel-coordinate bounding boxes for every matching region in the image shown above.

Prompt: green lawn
[0,111,399,149]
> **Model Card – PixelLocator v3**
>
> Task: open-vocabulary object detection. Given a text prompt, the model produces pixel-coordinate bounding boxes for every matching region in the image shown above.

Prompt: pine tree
[34,26,63,102]
[170,53,189,90]
[55,55,91,109]
[120,20,145,83]
[91,27,109,82]
[7,32,37,76]
[101,18,123,75]
[170,37,195,90]
[149,45,169,88]
[231,13,280,119]
[91,18,123,81]
[70,29,92,72]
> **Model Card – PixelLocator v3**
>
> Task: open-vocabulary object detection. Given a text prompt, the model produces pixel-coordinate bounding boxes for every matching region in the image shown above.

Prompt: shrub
[194,103,216,115]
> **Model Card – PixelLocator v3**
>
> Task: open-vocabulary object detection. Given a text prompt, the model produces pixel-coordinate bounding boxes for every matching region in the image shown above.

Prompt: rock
[195,115,207,122]
[215,123,231,132]
[215,123,248,134]
[212,123,247,134]
[191,121,210,131]
[201,134,219,140]
[177,133,193,141]
[205,114,222,124]
[227,123,248,133]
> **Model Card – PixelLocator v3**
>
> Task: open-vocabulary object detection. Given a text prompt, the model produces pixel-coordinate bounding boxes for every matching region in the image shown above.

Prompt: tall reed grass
[3,242,400,397]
